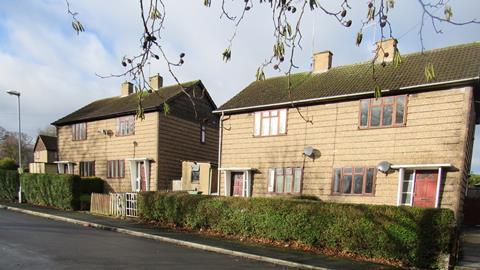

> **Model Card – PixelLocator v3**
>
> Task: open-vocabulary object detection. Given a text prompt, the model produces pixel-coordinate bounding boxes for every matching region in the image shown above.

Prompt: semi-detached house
[214,40,480,218]
[52,75,219,193]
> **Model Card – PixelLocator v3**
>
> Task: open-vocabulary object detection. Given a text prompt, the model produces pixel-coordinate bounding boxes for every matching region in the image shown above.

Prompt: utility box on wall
[180,161,218,195]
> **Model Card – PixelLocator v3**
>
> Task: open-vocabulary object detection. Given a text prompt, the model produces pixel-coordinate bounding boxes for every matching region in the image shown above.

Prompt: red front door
[231,173,244,196]
[413,170,438,208]
[139,162,146,191]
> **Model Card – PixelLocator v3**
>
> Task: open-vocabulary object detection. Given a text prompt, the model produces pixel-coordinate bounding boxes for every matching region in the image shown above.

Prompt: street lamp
[6,90,22,203]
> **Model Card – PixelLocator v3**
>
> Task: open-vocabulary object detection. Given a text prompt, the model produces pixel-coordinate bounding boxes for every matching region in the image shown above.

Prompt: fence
[90,192,138,218]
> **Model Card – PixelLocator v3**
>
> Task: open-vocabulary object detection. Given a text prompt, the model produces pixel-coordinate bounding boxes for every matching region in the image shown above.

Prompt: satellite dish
[377,161,391,174]
[303,146,314,157]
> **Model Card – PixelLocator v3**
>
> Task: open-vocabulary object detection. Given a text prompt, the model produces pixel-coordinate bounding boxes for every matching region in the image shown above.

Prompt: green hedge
[21,174,106,210]
[0,169,19,201]
[138,192,455,268]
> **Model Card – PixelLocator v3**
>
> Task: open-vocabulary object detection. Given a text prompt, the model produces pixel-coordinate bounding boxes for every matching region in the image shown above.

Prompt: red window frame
[331,167,376,196]
[268,167,303,194]
[116,116,135,136]
[72,123,87,141]
[358,95,407,129]
[107,160,125,179]
[79,161,95,177]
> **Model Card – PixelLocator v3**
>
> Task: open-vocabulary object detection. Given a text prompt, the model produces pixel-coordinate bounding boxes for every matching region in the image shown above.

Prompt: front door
[231,173,244,197]
[413,170,438,208]
[139,162,146,191]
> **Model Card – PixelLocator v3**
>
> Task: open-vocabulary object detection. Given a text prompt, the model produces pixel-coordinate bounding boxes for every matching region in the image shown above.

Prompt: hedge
[138,192,455,268]
[21,173,105,210]
[0,169,19,201]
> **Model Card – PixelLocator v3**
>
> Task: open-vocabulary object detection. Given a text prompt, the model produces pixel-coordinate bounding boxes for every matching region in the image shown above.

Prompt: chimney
[121,81,134,96]
[149,74,163,91]
[312,51,333,73]
[375,38,397,63]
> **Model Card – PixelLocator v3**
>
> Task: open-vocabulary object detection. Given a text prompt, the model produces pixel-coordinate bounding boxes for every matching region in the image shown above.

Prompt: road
[0,209,286,270]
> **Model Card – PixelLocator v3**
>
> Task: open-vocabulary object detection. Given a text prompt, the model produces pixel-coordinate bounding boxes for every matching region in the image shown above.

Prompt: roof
[35,135,57,151]
[53,80,210,126]
[217,42,480,112]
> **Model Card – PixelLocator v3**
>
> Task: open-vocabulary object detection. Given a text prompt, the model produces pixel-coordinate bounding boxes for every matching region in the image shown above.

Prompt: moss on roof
[218,42,480,111]
[53,80,201,126]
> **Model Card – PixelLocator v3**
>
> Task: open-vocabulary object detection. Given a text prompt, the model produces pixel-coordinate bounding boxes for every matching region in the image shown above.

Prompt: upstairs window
[359,95,407,128]
[268,167,302,194]
[79,161,95,177]
[332,167,376,195]
[117,116,135,136]
[200,125,206,144]
[72,123,87,141]
[254,109,287,136]
[107,160,125,178]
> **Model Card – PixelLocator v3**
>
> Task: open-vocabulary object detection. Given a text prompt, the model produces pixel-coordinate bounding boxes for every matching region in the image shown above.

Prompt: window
[268,167,302,193]
[58,163,74,174]
[107,160,125,178]
[117,116,135,136]
[79,161,95,177]
[200,125,206,144]
[34,152,40,161]
[400,170,414,205]
[72,123,87,140]
[332,167,376,195]
[191,163,200,182]
[359,95,407,128]
[254,109,287,136]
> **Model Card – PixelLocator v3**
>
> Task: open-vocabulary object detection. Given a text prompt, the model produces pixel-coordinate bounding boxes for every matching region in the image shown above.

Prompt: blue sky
[0,0,479,171]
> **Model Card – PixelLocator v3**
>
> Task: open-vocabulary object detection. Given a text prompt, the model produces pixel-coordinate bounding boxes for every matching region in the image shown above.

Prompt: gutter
[213,77,479,114]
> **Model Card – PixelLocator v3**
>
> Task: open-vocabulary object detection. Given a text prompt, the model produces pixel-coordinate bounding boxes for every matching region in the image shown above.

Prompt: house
[52,75,219,192]
[172,160,218,194]
[214,40,479,217]
[29,135,58,174]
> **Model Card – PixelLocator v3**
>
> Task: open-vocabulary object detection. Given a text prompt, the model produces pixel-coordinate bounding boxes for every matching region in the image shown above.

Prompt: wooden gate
[125,193,138,217]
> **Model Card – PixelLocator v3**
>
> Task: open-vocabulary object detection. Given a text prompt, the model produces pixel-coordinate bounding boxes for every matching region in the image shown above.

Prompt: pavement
[456,225,480,270]
[0,202,397,270]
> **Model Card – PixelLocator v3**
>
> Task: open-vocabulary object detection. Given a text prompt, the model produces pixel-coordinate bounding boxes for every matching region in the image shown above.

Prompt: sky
[0,0,479,171]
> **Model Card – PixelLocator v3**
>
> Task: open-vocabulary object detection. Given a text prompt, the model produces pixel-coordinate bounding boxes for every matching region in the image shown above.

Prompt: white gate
[109,192,138,218]
[125,193,138,217]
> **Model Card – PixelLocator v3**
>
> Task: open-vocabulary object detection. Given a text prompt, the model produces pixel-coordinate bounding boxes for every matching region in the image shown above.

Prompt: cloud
[0,0,479,170]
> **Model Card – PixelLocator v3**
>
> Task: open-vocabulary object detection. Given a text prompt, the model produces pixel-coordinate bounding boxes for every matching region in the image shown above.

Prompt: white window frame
[253,109,287,136]
[200,125,206,144]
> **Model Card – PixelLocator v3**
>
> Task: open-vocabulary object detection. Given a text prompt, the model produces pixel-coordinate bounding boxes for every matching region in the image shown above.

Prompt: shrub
[79,177,104,194]
[20,174,106,210]
[0,169,19,201]
[21,173,80,210]
[138,193,455,268]
[0,157,17,170]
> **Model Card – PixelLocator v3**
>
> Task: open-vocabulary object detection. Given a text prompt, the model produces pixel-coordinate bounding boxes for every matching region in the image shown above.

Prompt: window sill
[331,193,375,197]
[357,124,406,130]
[252,133,287,138]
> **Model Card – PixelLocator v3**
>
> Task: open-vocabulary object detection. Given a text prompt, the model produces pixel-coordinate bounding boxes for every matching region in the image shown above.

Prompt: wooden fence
[90,192,138,218]
[90,193,111,216]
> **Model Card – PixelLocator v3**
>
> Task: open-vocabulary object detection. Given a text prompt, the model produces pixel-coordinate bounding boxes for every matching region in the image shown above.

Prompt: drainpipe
[216,112,224,196]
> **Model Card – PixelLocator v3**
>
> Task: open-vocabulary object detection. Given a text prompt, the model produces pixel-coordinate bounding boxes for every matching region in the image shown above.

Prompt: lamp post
[6,90,22,203]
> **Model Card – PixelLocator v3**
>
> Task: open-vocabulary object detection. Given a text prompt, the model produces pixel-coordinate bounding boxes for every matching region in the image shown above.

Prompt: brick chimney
[149,74,163,91]
[121,81,134,96]
[375,38,397,63]
[312,51,333,73]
